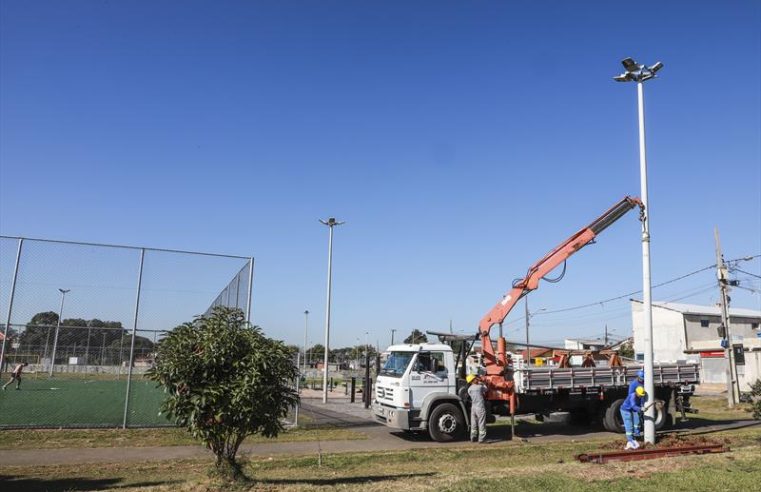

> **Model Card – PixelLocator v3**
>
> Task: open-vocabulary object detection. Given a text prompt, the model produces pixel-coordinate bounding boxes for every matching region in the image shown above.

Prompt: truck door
[409,351,451,408]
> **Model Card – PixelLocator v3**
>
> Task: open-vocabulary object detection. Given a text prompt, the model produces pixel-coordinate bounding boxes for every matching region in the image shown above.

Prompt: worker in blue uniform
[627,369,645,438]
[621,386,646,449]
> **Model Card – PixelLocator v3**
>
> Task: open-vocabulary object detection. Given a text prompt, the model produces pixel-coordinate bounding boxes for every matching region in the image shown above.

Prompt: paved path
[0,396,757,467]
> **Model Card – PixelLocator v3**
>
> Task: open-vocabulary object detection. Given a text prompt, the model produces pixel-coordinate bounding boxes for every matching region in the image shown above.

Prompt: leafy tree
[307,343,325,366]
[404,329,428,344]
[750,379,761,420]
[618,341,635,359]
[147,307,298,478]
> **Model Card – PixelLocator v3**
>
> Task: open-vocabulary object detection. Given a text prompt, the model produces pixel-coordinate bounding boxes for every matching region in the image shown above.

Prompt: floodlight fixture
[613,57,663,83]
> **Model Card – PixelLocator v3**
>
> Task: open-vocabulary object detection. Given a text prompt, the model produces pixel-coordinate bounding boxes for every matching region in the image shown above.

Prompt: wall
[632,303,691,363]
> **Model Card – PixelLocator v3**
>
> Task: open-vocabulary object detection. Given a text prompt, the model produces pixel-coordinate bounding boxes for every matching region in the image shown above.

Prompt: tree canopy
[404,329,428,344]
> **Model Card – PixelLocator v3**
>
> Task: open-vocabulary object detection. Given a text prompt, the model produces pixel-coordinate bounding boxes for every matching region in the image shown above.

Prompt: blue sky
[1,1,759,349]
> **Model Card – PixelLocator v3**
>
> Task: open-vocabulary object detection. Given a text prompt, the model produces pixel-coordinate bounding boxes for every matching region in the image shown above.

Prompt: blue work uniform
[620,392,644,441]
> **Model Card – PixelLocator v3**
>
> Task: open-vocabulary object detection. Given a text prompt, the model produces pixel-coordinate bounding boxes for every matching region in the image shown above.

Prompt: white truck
[372,342,699,441]
[372,197,700,441]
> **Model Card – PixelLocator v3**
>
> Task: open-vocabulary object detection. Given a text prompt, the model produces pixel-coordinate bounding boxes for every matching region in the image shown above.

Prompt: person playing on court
[2,362,28,391]
[466,374,488,443]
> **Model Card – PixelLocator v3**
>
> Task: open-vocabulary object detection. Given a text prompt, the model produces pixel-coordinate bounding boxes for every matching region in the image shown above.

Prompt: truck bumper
[372,401,413,430]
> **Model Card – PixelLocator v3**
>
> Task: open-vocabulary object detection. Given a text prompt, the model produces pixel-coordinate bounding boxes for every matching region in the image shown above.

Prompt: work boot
[624,441,635,450]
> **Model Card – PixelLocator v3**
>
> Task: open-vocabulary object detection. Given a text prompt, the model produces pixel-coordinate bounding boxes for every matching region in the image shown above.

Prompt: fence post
[350,377,356,403]
[0,238,23,373]
[245,257,255,324]
[122,248,145,429]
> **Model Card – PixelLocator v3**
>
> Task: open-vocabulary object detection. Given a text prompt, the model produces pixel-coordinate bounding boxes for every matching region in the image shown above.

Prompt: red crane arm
[479,196,643,374]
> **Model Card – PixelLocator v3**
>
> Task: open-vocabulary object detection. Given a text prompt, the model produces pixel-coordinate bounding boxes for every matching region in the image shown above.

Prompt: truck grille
[376,386,394,401]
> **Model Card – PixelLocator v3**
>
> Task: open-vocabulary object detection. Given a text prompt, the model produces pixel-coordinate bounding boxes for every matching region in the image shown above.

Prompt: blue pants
[620,409,641,439]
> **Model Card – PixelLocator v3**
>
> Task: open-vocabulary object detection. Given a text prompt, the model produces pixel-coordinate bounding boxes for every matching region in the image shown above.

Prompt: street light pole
[303,310,309,375]
[320,217,344,403]
[49,288,70,377]
[614,57,663,445]
[391,329,396,346]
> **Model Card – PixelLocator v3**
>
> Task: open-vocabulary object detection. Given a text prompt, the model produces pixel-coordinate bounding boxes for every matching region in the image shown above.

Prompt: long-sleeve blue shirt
[621,392,644,413]
[628,379,642,396]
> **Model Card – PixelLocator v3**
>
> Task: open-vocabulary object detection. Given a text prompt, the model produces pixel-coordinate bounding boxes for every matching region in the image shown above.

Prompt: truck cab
[372,343,471,441]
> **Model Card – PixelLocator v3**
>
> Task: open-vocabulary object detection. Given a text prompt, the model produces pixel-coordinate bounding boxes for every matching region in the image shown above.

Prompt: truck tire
[654,401,671,431]
[428,402,465,442]
[603,398,625,433]
[605,398,670,433]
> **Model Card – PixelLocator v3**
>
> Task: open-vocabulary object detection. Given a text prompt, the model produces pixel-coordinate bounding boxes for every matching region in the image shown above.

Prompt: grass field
[1,425,759,491]
[0,376,168,428]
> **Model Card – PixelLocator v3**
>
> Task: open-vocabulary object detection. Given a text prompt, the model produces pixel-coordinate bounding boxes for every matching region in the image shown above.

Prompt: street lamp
[320,217,345,403]
[524,299,545,367]
[49,288,70,377]
[614,56,662,445]
[303,310,309,375]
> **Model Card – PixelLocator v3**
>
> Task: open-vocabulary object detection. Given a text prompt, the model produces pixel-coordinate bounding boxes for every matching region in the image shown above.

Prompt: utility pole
[390,329,396,346]
[715,227,739,407]
[604,325,609,346]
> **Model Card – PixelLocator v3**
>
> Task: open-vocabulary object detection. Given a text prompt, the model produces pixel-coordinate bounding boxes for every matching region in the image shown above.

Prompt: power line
[541,264,716,315]
[734,268,761,280]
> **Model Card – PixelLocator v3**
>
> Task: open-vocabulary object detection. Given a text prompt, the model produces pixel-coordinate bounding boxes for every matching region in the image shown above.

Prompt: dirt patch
[593,433,726,451]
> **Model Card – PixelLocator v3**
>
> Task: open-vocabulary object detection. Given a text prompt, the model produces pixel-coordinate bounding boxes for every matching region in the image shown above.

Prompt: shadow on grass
[257,471,436,486]
[0,475,180,492]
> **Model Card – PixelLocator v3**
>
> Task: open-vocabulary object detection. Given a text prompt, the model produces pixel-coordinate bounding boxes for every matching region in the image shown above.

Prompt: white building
[631,300,761,391]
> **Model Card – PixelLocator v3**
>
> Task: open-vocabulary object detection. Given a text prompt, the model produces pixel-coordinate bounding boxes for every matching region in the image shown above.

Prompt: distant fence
[0,236,253,429]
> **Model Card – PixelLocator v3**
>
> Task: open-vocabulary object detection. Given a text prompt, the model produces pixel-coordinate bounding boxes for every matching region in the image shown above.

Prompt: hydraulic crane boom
[478,196,644,404]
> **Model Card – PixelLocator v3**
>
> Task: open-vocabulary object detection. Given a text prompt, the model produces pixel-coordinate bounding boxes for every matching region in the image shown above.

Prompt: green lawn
[0,377,168,428]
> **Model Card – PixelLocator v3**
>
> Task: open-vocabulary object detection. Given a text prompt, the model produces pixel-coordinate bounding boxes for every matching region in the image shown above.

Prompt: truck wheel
[654,401,671,430]
[603,398,625,433]
[428,403,465,442]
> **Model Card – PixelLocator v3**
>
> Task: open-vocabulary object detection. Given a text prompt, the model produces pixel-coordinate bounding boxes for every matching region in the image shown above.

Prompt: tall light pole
[614,57,663,445]
[303,310,309,375]
[391,329,396,346]
[320,217,344,403]
[524,299,545,367]
[49,288,70,377]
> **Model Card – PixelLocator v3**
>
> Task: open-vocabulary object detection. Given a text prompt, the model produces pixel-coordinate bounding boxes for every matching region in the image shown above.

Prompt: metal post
[49,289,70,377]
[614,58,663,445]
[391,329,396,346]
[85,324,92,366]
[294,352,300,427]
[320,217,344,403]
[303,310,309,375]
[524,298,530,368]
[0,238,23,373]
[636,80,656,444]
[123,248,145,428]
[245,257,255,324]
[364,350,371,409]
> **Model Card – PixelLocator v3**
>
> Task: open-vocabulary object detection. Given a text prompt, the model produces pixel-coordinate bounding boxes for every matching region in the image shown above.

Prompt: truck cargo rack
[516,363,699,393]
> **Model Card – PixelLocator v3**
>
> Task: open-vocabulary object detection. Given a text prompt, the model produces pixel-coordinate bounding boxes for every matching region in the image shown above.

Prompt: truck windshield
[381,351,415,377]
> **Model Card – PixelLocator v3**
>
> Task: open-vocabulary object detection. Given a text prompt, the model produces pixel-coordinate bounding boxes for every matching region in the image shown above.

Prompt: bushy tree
[404,329,427,344]
[750,379,761,420]
[147,307,298,478]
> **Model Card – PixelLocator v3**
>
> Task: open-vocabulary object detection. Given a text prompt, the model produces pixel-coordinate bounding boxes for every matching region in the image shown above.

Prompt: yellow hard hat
[466,374,476,384]
[635,386,646,397]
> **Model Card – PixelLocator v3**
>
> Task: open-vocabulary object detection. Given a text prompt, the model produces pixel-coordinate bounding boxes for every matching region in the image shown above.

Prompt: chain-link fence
[0,236,253,429]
